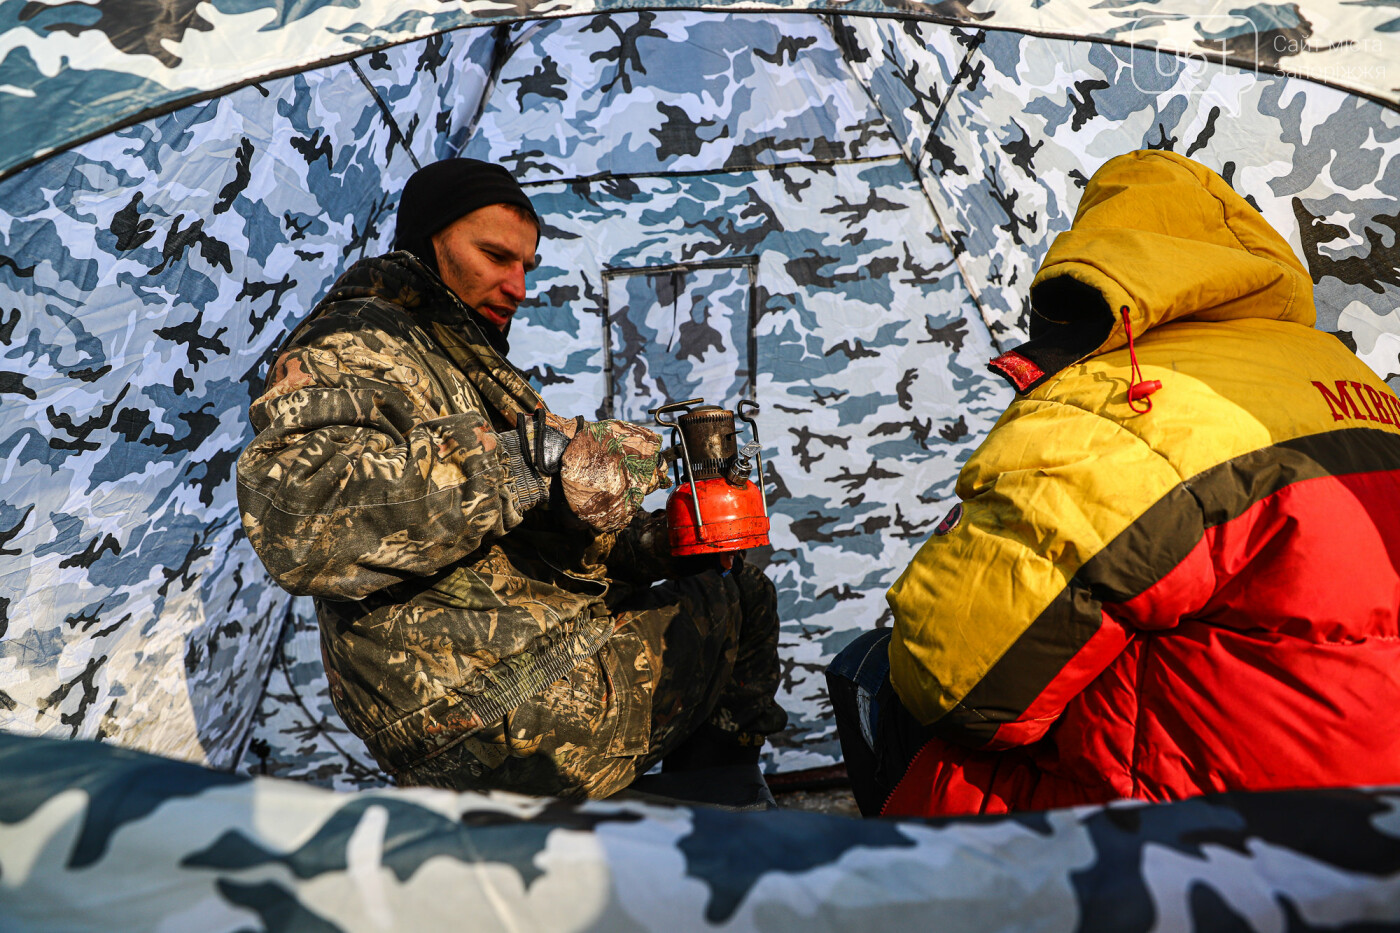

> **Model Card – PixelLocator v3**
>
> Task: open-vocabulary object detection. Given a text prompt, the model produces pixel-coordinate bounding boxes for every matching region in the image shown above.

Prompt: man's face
[432,203,539,330]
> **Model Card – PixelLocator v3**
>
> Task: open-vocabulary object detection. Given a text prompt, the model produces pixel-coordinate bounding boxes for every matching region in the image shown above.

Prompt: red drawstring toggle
[1121,306,1160,414]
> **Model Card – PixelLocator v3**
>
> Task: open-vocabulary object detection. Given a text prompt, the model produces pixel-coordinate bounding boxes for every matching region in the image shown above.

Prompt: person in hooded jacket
[237,158,786,805]
[828,149,1400,818]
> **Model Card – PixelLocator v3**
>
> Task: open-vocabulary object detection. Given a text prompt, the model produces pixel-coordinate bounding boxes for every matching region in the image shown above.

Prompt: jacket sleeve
[887,397,1200,749]
[236,315,530,600]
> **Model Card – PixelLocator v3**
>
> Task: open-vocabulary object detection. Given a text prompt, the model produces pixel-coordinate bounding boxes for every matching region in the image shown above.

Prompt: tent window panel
[603,258,756,423]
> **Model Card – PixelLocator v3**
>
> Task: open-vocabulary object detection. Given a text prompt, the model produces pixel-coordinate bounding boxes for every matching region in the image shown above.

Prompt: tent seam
[349,59,423,172]
[515,152,903,188]
[7,6,1397,184]
[452,23,526,157]
[235,596,381,782]
[229,595,298,776]
[821,15,1001,354]
[912,29,999,347]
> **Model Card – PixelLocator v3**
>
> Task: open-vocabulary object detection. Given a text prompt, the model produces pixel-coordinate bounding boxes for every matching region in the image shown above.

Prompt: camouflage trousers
[396,559,787,799]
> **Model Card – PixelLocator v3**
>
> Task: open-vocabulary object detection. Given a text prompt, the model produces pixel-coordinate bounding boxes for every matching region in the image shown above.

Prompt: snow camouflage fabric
[0,9,1398,792]
[4,731,1400,932]
[834,18,1400,360]
[0,32,496,769]
[3,1,1398,179]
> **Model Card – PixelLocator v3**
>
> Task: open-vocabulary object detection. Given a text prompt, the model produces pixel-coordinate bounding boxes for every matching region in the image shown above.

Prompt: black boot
[619,726,777,811]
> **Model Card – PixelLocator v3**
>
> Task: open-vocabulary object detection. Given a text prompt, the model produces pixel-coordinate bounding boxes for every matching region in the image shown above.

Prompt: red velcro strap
[988,351,1045,392]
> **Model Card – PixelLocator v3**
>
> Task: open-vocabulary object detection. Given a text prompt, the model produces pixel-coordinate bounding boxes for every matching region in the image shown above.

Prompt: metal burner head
[676,406,737,480]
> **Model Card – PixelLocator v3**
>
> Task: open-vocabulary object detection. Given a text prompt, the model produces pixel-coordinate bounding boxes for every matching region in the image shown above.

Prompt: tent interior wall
[0,9,1396,788]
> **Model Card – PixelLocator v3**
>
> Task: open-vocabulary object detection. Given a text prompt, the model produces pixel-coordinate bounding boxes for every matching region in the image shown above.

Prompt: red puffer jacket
[883,151,1400,817]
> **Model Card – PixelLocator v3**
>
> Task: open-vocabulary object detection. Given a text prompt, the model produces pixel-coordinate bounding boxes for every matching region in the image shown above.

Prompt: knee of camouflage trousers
[395,560,786,799]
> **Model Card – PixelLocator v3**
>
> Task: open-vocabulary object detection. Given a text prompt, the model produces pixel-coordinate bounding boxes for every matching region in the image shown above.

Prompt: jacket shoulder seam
[1008,395,1185,483]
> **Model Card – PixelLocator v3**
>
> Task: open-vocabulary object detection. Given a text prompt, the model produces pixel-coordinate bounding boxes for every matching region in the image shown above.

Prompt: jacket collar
[989,150,1315,394]
[324,250,513,357]
[298,251,542,419]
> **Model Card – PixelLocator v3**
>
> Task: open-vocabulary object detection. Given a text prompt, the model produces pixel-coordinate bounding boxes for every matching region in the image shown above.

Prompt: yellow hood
[1027,150,1314,366]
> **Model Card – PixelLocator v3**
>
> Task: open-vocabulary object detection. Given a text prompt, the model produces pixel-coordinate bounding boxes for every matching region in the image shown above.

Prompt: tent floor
[768,764,859,817]
[772,785,860,817]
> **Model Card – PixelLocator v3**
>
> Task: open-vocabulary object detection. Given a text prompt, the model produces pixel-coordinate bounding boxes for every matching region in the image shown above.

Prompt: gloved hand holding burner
[559,418,670,532]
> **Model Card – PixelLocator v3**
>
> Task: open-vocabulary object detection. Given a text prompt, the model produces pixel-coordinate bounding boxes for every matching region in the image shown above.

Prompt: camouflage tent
[5,729,1400,931]
[2,0,1400,787]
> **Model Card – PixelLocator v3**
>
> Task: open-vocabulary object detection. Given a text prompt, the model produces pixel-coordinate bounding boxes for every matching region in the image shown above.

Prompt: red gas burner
[650,399,771,557]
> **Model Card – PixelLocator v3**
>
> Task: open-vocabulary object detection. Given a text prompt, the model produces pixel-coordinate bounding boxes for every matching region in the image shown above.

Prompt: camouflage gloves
[498,410,577,510]
[499,412,670,532]
[560,419,671,533]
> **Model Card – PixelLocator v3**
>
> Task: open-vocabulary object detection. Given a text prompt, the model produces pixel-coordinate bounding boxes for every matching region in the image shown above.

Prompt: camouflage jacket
[237,252,659,775]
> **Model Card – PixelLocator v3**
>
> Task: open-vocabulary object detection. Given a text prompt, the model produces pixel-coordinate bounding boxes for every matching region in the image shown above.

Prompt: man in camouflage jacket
[237,159,786,800]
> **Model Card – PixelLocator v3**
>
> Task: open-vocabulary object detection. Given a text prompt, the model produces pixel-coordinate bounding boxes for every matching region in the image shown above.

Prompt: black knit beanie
[393,158,540,274]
